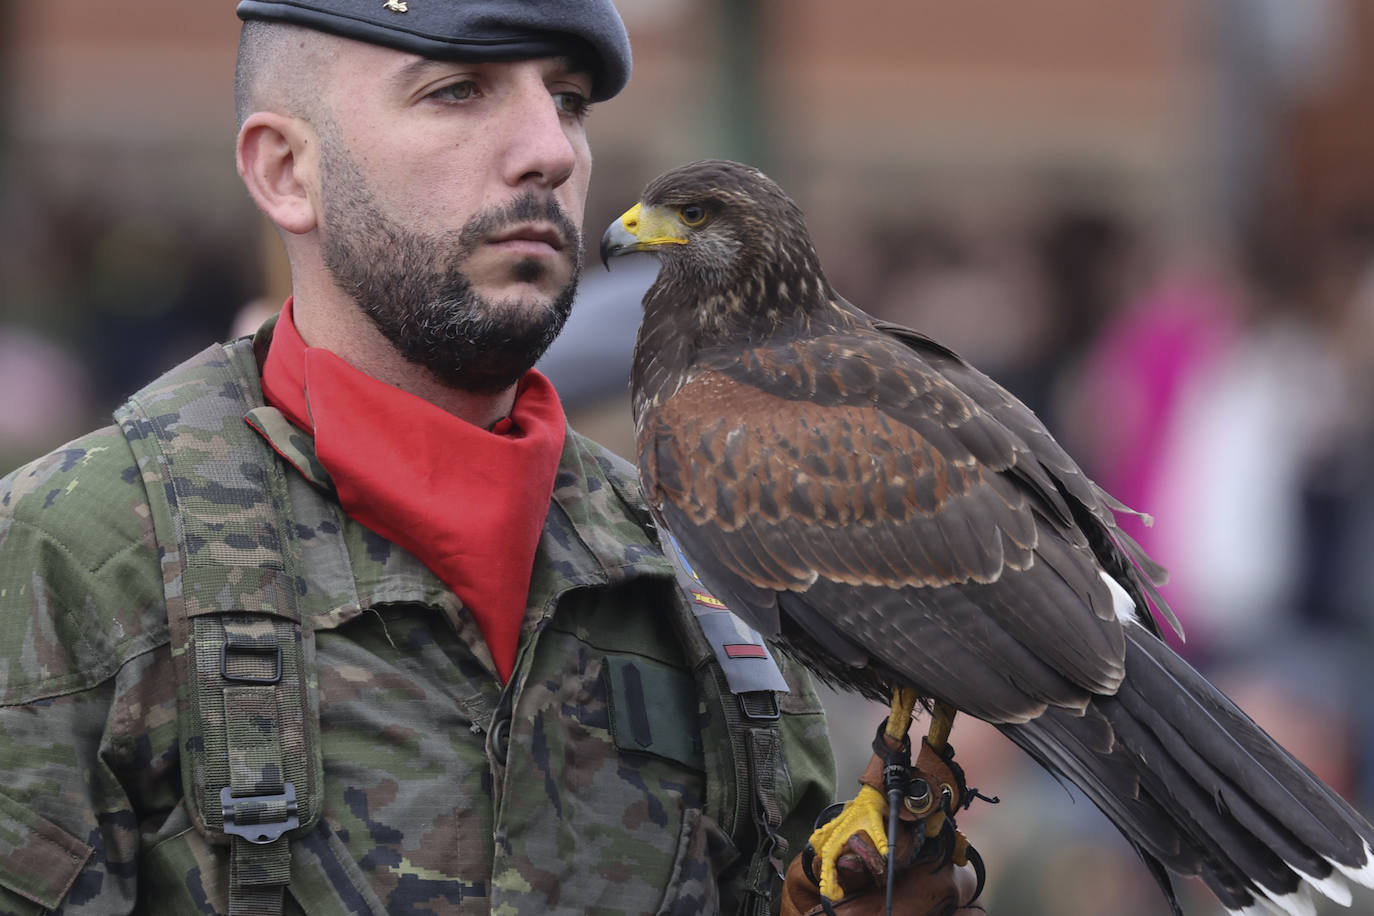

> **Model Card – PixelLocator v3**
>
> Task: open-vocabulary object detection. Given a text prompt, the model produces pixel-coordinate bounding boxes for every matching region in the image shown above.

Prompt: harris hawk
[600,159,1374,914]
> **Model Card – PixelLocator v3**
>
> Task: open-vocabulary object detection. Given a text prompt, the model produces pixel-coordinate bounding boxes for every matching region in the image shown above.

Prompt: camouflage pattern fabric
[115,341,316,916]
[0,331,836,915]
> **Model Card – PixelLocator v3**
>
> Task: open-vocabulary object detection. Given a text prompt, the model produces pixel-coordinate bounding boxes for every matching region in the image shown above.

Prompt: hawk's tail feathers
[1001,627,1374,915]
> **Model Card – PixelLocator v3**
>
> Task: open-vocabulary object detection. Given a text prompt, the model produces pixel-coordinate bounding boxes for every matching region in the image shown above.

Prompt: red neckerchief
[260,299,566,683]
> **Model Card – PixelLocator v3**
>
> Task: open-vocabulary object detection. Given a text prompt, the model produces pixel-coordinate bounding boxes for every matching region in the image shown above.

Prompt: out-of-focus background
[4,1,1374,912]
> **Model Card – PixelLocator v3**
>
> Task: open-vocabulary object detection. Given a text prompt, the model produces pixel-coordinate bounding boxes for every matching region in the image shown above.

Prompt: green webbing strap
[115,341,320,915]
[718,680,788,916]
[655,532,789,915]
[742,728,786,915]
[220,616,298,916]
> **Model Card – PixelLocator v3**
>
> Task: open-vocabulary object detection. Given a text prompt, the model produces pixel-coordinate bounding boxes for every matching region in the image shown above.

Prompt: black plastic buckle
[221,782,299,844]
[220,640,282,685]
[738,691,780,722]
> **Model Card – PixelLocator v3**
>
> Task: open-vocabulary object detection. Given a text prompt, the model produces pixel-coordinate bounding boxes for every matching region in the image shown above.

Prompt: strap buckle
[221,783,299,844]
[220,640,282,684]
[738,690,780,722]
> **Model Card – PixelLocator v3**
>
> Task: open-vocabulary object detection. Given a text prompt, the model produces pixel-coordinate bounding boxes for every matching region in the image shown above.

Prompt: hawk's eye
[679,204,708,227]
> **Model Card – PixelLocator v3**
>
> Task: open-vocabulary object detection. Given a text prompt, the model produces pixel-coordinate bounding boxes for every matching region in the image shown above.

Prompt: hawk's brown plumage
[601,159,1374,915]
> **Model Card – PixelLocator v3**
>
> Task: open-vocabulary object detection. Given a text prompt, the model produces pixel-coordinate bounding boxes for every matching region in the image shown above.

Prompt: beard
[317,136,583,394]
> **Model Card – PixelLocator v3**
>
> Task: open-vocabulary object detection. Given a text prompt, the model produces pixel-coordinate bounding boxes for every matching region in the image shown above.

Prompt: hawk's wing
[873,320,1176,637]
[638,317,1145,723]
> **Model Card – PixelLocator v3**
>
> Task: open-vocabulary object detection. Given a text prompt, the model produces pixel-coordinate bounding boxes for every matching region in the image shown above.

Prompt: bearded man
[0,3,847,913]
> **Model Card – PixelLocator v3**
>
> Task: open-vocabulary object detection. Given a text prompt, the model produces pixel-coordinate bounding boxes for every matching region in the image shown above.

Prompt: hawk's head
[600,159,836,331]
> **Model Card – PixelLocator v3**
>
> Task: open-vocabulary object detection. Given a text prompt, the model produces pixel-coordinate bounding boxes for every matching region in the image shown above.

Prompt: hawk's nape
[603,158,1374,915]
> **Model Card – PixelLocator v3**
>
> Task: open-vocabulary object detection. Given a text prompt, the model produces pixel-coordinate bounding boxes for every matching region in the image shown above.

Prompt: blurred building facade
[6,1,1371,445]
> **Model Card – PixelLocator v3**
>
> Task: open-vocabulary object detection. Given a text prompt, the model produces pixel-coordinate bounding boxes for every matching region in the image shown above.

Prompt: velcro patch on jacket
[602,656,704,772]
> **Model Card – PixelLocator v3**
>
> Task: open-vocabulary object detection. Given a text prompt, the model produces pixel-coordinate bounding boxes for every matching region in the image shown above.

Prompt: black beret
[236,0,632,101]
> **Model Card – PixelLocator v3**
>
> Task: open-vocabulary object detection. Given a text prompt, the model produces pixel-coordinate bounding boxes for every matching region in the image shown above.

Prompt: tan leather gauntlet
[780,727,989,915]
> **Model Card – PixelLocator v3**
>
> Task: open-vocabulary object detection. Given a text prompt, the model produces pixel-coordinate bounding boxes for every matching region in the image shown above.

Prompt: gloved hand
[781,726,990,915]
[779,828,984,915]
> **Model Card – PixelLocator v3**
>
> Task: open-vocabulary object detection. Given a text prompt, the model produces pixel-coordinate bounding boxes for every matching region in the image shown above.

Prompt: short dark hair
[234,20,329,131]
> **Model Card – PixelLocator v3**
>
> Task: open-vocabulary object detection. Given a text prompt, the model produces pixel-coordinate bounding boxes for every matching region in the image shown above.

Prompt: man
[0,2,840,913]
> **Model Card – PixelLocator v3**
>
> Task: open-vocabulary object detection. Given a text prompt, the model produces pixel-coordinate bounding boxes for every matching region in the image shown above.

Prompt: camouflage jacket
[0,332,835,915]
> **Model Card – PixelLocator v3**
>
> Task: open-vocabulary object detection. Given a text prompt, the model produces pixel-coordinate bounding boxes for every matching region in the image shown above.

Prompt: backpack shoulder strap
[658,532,792,916]
[115,339,322,916]
[554,436,793,914]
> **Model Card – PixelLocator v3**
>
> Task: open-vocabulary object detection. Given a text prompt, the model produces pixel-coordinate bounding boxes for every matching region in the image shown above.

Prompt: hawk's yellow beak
[600,202,689,267]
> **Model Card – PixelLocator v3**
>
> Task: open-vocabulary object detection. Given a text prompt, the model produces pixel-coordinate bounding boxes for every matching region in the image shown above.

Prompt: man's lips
[487,223,567,255]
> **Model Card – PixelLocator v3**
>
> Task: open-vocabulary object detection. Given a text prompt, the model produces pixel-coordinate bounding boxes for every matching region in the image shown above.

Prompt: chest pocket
[602,656,704,772]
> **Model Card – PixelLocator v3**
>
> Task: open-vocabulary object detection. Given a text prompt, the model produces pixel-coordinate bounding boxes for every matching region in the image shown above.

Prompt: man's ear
[237,111,319,235]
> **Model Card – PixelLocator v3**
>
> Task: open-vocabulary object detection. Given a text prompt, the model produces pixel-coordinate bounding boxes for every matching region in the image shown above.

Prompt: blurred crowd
[0,179,260,472]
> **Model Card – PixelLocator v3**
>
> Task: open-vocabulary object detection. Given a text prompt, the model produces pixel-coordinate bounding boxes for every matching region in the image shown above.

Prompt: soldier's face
[313,45,593,392]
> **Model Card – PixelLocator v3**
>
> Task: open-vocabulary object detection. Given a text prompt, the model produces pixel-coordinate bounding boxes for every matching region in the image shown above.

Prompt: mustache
[460,192,582,253]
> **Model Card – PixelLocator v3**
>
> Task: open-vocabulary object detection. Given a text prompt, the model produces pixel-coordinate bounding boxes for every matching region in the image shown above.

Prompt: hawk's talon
[806,783,892,901]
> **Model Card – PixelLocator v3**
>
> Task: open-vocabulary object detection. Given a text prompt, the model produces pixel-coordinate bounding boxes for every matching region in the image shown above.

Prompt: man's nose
[502,80,578,190]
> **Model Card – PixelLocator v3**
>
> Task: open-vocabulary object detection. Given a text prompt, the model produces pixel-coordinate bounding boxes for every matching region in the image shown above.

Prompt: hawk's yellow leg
[807,687,922,900]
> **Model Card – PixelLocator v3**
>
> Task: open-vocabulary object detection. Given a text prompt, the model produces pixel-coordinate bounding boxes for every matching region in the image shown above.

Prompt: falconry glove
[780,848,983,916]
[781,722,988,915]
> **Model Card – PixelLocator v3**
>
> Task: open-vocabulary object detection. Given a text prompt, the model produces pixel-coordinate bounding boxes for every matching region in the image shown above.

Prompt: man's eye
[554,91,592,120]
[432,81,478,102]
